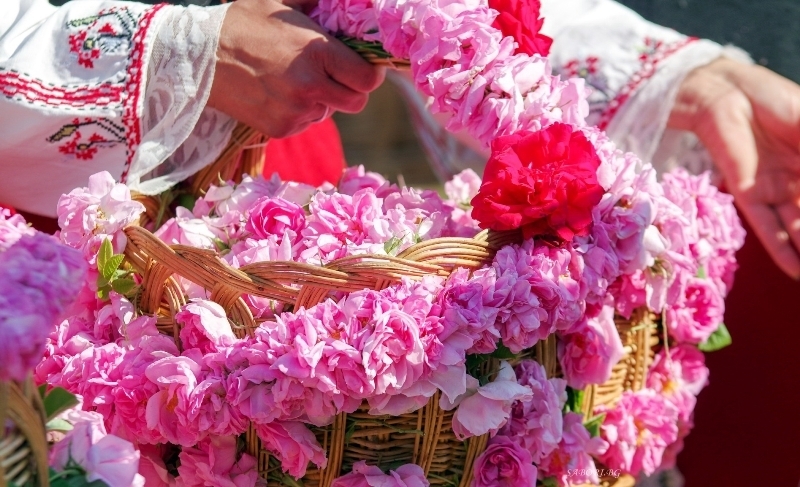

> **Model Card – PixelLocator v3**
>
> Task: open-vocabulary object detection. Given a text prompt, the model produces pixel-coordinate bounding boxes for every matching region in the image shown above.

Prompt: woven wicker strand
[0,379,49,487]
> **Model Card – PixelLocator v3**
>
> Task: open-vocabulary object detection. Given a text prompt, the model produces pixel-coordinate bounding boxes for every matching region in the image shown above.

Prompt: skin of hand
[669,57,800,279]
[207,0,385,138]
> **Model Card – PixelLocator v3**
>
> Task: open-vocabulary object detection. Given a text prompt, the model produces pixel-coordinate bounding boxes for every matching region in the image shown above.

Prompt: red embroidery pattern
[0,69,124,108]
[47,118,125,160]
[120,4,167,182]
[67,8,136,69]
[596,37,697,130]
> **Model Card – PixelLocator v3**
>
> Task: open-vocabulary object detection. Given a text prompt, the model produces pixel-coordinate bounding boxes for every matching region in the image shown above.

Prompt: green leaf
[46,417,74,432]
[96,273,110,289]
[540,478,559,487]
[698,323,732,352]
[101,254,125,281]
[564,387,585,414]
[175,193,197,212]
[383,236,403,255]
[584,413,606,438]
[490,343,516,360]
[111,278,136,296]
[43,387,80,421]
[697,266,707,279]
[97,238,113,271]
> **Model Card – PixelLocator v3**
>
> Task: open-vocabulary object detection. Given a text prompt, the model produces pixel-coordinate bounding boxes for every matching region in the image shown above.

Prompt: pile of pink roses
[35,137,743,485]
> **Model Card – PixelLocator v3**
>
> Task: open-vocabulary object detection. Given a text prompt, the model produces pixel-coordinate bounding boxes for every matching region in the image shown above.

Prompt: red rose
[488,0,552,57]
[470,123,604,242]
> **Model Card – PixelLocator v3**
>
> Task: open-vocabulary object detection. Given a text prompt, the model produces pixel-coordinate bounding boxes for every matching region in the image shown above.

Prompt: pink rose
[177,436,258,487]
[647,345,709,422]
[176,300,239,353]
[597,389,679,476]
[471,436,537,487]
[665,277,725,344]
[499,360,566,462]
[331,461,429,487]
[538,412,608,485]
[253,421,327,479]
[558,304,625,389]
[51,410,143,487]
[245,196,306,240]
[443,361,533,439]
[338,165,388,195]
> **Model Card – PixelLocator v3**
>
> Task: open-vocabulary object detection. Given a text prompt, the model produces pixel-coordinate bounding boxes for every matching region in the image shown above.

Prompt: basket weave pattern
[0,379,50,487]
[123,131,657,486]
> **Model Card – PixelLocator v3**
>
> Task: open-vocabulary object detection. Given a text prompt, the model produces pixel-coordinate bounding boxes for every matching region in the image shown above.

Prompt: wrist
[667,57,741,133]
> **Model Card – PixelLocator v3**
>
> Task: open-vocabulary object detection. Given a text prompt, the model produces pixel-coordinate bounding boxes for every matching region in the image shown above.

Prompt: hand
[207,0,385,138]
[669,58,800,279]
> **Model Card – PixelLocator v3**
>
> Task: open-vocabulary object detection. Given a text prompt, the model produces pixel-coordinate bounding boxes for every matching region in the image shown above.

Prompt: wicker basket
[125,120,659,485]
[0,379,50,487]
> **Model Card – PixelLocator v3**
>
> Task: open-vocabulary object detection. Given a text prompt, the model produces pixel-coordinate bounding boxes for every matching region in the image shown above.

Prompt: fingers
[777,202,800,262]
[741,202,800,279]
[321,39,386,94]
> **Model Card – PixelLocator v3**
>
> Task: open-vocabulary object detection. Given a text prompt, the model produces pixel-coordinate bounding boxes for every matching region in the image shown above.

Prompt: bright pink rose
[176,300,239,353]
[253,421,327,479]
[155,207,219,250]
[144,356,204,446]
[665,277,725,344]
[471,436,537,487]
[558,304,625,389]
[597,389,679,476]
[499,360,566,462]
[362,308,426,397]
[443,361,533,439]
[331,461,429,487]
[176,436,258,487]
[471,123,603,241]
[245,196,306,240]
[647,345,709,422]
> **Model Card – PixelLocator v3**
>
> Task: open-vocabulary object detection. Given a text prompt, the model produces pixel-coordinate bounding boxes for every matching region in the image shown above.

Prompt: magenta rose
[472,436,537,487]
[245,196,306,240]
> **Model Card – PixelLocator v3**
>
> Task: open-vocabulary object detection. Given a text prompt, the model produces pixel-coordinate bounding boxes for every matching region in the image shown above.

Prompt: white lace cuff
[128,3,236,196]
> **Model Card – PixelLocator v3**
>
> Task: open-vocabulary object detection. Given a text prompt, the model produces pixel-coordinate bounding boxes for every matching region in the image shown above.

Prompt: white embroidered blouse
[0,0,749,216]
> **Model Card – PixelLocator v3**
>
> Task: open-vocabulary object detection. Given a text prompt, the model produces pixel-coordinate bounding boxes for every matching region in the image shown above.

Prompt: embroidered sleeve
[541,0,751,175]
[0,0,233,215]
[127,4,236,196]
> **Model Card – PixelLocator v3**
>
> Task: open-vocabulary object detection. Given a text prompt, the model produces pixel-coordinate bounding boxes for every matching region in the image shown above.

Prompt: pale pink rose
[0,207,35,251]
[57,171,144,259]
[245,196,306,240]
[253,421,327,479]
[273,181,317,206]
[176,300,239,353]
[51,410,143,487]
[499,360,566,462]
[665,277,725,344]
[558,304,625,389]
[443,361,533,439]
[471,436,537,487]
[331,461,429,487]
[597,389,679,476]
[338,165,389,196]
[439,268,500,355]
[538,412,608,485]
[176,436,257,487]
[155,207,219,250]
[445,169,482,206]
